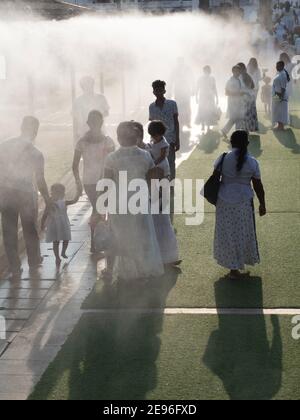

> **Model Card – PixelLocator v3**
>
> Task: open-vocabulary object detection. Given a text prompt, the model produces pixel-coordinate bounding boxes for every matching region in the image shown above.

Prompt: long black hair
[231,130,249,172]
[277,61,291,82]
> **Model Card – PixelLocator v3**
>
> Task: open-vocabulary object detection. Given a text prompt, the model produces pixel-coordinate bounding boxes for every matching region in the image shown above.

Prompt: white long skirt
[272,98,289,125]
[110,213,164,281]
[214,199,260,270]
[153,214,179,264]
[46,213,71,243]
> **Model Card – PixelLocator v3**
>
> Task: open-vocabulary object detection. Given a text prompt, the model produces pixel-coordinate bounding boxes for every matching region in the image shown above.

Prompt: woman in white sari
[195,66,219,132]
[103,122,164,282]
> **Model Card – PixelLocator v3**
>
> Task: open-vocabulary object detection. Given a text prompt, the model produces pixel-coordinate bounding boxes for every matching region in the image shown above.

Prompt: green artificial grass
[29,313,300,400]
[83,123,300,309]
[29,110,300,402]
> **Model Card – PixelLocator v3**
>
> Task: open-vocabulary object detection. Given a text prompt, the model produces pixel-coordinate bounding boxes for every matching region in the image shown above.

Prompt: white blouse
[272,70,289,101]
[214,149,261,204]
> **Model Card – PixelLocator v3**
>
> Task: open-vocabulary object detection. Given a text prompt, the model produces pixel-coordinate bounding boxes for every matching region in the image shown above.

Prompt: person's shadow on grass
[290,114,300,129]
[273,128,300,154]
[203,276,282,400]
[198,130,221,154]
[249,135,263,158]
[29,266,180,400]
[67,266,180,400]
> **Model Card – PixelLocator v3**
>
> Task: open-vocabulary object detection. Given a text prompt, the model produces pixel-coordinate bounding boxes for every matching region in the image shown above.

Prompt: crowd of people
[222,56,293,136]
[273,1,300,53]
[0,43,296,282]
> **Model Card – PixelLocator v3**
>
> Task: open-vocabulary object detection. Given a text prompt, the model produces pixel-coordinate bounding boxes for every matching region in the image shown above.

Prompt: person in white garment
[169,57,194,129]
[221,66,244,138]
[247,58,262,100]
[72,110,115,253]
[73,76,110,145]
[238,62,259,133]
[272,61,290,130]
[279,52,294,98]
[41,183,80,267]
[195,65,219,132]
[147,120,181,266]
[213,130,266,279]
[102,121,165,282]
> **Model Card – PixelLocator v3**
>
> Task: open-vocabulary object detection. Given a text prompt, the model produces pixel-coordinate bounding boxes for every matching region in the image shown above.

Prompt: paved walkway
[0,129,199,400]
[0,195,102,400]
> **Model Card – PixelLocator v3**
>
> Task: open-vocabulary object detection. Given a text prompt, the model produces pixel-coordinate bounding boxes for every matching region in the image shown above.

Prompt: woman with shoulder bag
[212,130,266,279]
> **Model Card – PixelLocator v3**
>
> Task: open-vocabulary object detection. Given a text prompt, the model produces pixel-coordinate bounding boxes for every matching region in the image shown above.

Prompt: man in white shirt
[149,80,180,181]
[0,117,50,277]
[73,76,110,145]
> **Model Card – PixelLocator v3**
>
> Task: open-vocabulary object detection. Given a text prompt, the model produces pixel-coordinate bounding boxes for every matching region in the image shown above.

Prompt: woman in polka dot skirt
[213,130,266,279]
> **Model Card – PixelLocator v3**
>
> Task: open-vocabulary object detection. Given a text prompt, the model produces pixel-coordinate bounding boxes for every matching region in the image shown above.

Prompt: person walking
[238,62,259,133]
[272,61,290,131]
[72,110,115,253]
[73,76,110,145]
[149,80,180,181]
[221,66,244,138]
[195,65,219,132]
[102,121,164,282]
[0,116,50,277]
[213,130,266,279]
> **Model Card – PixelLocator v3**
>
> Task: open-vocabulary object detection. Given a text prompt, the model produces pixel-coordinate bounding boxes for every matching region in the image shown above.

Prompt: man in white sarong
[221,66,244,138]
[73,76,110,145]
[272,61,290,130]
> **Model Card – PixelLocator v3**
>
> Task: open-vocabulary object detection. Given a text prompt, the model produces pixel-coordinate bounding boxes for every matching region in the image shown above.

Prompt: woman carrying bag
[206,130,266,279]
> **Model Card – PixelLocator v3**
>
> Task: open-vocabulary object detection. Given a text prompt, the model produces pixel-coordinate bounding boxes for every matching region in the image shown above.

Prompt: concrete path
[0,195,103,400]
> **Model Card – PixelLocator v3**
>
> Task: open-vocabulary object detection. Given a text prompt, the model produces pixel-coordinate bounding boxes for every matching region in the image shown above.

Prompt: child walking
[148,121,181,267]
[261,77,272,115]
[42,183,80,267]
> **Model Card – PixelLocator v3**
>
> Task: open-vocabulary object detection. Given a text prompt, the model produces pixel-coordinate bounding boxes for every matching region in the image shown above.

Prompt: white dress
[248,68,262,99]
[213,150,261,271]
[272,70,290,125]
[148,139,179,264]
[196,75,219,126]
[46,200,71,243]
[226,77,244,121]
[149,137,170,178]
[105,146,164,280]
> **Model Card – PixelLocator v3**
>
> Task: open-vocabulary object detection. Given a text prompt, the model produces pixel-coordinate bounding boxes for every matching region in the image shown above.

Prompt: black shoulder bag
[203,153,227,206]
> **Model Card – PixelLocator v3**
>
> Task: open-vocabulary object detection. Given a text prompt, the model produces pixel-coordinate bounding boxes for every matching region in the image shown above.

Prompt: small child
[147,120,181,267]
[148,120,170,179]
[41,183,80,267]
[261,77,272,115]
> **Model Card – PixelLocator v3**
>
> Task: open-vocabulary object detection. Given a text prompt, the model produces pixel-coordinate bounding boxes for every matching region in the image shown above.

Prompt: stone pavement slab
[0,144,197,400]
[0,194,97,399]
